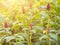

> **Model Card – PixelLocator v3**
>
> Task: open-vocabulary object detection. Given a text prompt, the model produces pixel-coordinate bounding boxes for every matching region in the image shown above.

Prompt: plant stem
[30,33,32,45]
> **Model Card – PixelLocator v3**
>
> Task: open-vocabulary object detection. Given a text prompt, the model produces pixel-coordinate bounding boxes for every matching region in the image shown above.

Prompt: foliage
[0,0,60,45]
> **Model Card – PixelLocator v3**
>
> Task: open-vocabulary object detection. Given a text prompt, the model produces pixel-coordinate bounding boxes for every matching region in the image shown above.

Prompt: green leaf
[39,35,48,41]
[5,36,15,42]
[49,33,57,41]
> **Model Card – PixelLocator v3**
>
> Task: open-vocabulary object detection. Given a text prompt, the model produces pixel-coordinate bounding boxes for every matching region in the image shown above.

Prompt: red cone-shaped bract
[46,3,50,11]
[4,21,8,28]
[46,27,49,33]
[39,7,42,11]
[29,23,32,30]
[22,5,25,13]
[30,2,32,9]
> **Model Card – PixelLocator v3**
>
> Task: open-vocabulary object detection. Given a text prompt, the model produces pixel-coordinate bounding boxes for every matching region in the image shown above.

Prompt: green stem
[9,41,11,45]
[27,32,30,45]
[30,33,32,45]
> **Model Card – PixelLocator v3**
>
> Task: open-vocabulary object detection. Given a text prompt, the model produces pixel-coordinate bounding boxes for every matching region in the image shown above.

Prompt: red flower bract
[4,21,8,28]
[29,23,32,30]
[39,7,42,11]
[46,27,49,33]
[46,3,50,11]
[29,2,32,9]
[22,5,25,13]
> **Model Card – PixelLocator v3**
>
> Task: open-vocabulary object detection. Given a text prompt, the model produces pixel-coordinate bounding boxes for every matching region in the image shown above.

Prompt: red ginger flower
[39,7,42,11]
[22,5,25,13]
[46,27,49,33]
[29,2,32,9]
[4,21,8,28]
[46,3,50,11]
[29,23,32,30]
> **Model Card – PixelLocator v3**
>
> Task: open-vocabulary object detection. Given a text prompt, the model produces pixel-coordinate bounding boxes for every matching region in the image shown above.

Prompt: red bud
[29,23,32,30]
[4,21,8,28]
[39,7,42,11]
[46,27,49,33]
[46,3,50,11]
[22,5,25,13]
[29,2,32,9]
